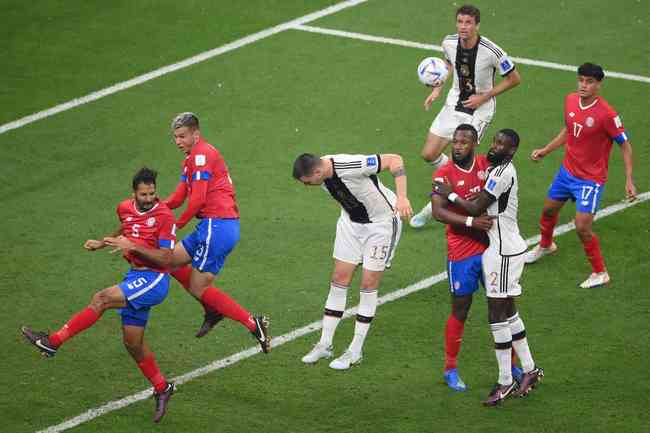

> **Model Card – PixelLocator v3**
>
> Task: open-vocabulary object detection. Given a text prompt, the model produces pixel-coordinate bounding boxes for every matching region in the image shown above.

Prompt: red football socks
[137,354,167,393]
[48,307,100,348]
[201,287,256,331]
[444,314,465,371]
[540,212,559,248]
[170,266,192,289]
[583,233,606,273]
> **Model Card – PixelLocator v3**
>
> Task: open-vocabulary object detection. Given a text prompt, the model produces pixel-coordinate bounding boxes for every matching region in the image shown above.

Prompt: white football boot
[579,271,610,289]
[524,242,558,264]
[409,202,432,228]
[301,343,333,364]
[329,350,363,370]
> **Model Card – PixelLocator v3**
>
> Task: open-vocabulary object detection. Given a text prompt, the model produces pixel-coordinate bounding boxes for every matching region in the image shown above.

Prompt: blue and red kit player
[525,63,637,288]
[431,124,522,391]
[112,112,270,351]
[22,168,176,423]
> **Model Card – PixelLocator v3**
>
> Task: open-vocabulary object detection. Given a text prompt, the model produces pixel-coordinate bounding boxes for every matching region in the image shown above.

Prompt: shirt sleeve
[157,211,177,249]
[489,41,515,76]
[188,153,213,183]
[333,154,381,178]
[484,164,513,199]
[603,110,628,144]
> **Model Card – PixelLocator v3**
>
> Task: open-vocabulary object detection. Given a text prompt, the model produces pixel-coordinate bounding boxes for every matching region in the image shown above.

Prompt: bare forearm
[620,141,634,180]
[486,70,521,99]
[432,199,470,227]
[543,128,567,155]
[129,246,172,268]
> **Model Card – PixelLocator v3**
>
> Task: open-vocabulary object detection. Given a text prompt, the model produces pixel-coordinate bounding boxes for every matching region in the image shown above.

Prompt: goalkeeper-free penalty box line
[38,193,650,433]
[2,0,650,136]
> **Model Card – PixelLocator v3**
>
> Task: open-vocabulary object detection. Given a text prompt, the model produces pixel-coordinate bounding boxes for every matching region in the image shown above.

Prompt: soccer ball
[417,57,449,87]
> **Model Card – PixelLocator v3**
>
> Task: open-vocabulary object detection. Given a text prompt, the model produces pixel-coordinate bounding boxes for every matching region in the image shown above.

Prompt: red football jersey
[563,93,627,184]
[180,137,240,219]
[116,199,176,272]
[433,155,490,261]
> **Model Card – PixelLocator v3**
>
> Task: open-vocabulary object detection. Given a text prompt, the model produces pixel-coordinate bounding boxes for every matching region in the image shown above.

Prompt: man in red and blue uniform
[525,63,637,289]
[124,112,270,352]
[22,168,176,423]
[431,124,522,391]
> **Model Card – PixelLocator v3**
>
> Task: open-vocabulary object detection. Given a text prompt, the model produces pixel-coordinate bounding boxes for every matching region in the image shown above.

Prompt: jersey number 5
[132,223,140,237]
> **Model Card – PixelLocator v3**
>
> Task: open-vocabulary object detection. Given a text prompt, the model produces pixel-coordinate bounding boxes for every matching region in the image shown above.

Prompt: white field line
[0,0,369,136]
[293,24,650,84]
[37,191,650,433]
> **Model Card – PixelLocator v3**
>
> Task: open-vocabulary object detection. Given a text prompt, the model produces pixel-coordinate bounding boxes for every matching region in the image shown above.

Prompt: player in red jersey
[524,63,637,288]
[22,168,176,423]
[106,113,270,352]
[431,124,521,390]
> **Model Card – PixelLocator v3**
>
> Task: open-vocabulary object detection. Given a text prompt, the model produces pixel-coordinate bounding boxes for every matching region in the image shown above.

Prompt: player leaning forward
[410,4,521,228]
[293,153,412,370]
[434,129,543,405]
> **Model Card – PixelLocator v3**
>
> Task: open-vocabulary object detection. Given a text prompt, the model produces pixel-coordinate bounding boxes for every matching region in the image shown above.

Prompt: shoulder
[478,35,506,57]
[117,198,132,213]
[490,161,515,178]
[433,162,451,179]
[565,92,578,104]
[477,154,490,170]
[442,34,459,45]
[596,97,618,117]
[331,154,365,166]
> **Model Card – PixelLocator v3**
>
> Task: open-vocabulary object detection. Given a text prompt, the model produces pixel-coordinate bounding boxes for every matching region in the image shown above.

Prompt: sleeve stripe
[613,132,628,144]
[180,175,188,182]
[375,153,382,173]
[479,39,505,57]
[159,239,175,249]
[193,171,211,181]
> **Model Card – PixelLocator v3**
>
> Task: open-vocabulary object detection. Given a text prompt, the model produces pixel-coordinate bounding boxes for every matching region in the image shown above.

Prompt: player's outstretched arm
[103,235,173,268]
[423,60,451,110]
[619,140,637,200]
[84,225,122,251]
[433,181,494,216]
[531,127,567,161]
[379,154,413,220]
[164,182,188,209]
[431,194,493,231]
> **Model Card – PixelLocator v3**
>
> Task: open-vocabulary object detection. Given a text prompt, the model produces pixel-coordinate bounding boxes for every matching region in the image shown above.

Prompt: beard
[487,150,508,165]
[452,152,473,167]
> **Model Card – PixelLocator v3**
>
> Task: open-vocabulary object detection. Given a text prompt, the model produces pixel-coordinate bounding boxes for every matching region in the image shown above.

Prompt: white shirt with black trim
[441,34,515,112]
[483,162,527,256]
[321,154,396,224]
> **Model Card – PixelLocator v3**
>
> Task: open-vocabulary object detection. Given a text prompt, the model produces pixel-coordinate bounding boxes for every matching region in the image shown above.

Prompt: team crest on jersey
[146,217,156,227]
[366,156,377,167]
[477,170,487,180]
[460,64,470,77]
[195,154,206,166]
[585,117,595,127]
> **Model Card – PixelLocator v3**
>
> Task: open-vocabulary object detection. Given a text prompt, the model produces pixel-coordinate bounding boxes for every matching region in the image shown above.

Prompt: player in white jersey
[433,129,543,406]
[410,4,521,228]
[292,153,412,370]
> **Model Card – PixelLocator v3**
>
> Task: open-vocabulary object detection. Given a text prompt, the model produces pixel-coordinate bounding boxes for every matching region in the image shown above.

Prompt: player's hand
[84,239,105,251]
[424,86,443,111]
[472,215,495,231]
[461,93,488,110]
[103,235,135,254]
[625,178,637,201]
[530,148,546,162]
[432,180,453,197]
[395,196,413,220]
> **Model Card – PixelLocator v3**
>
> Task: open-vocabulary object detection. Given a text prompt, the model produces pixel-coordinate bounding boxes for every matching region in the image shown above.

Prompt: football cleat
[153,382,175,423]
[524,242,558,264]
[579,272,610,289]
[21,326,57,357]
[195,310,225,338]
[514,367,544,397]
[409,204,432,228]
[301,343,333,364]
[483,382,517,406]
[251,316,271,353]
[329,350,362,370]
[512,365,524,384]
[443,368,467,392]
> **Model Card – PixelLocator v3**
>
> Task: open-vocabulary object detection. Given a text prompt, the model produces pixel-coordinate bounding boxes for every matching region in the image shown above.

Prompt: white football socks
[490,321,513,386]
[319,282,348,347]
[348,288,378,354]
[431,153,449,170]
[508,312,535,373]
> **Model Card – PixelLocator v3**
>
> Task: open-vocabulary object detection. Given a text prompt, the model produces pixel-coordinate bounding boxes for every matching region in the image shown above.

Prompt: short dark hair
[132,167,157,190]
[456,4,480,24]
[292,153,321,180]
[454,123,478,143]
[577,62,605,81]
[171,112,200,130]
[498,128,520,148]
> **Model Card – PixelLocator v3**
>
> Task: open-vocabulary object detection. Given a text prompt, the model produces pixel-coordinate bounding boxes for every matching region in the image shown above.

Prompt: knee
[542,207,558,218]
[89,292,110,312]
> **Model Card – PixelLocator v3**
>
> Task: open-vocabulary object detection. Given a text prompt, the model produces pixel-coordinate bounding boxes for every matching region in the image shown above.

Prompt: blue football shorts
[447,253,484,296]
[181,218,240,274]
[547,165,605,214]
[118,269,170,327]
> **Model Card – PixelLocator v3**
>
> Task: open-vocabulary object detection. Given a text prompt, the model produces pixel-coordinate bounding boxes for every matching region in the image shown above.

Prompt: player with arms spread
[430,124,522,391]
[293,152,412,370]
[434,129,543,406]
[107,113,271,352]
[410,4,521,228]
[525,63,636,288]
[22,168,176,423]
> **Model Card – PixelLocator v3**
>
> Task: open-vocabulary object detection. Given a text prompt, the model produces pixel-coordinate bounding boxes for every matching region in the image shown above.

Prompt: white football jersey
[321,154,396,224]
[483,162,527,256]
[441,34,515,115]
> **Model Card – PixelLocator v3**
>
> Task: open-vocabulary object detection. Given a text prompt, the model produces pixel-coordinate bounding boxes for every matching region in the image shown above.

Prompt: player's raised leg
[410,132,450,228]
[302,260,356,364]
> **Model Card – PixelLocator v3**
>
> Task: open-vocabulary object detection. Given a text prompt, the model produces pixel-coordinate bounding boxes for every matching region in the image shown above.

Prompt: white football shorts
[333,215,402,272]
[430,103,494,143]
[481,248,525,298]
